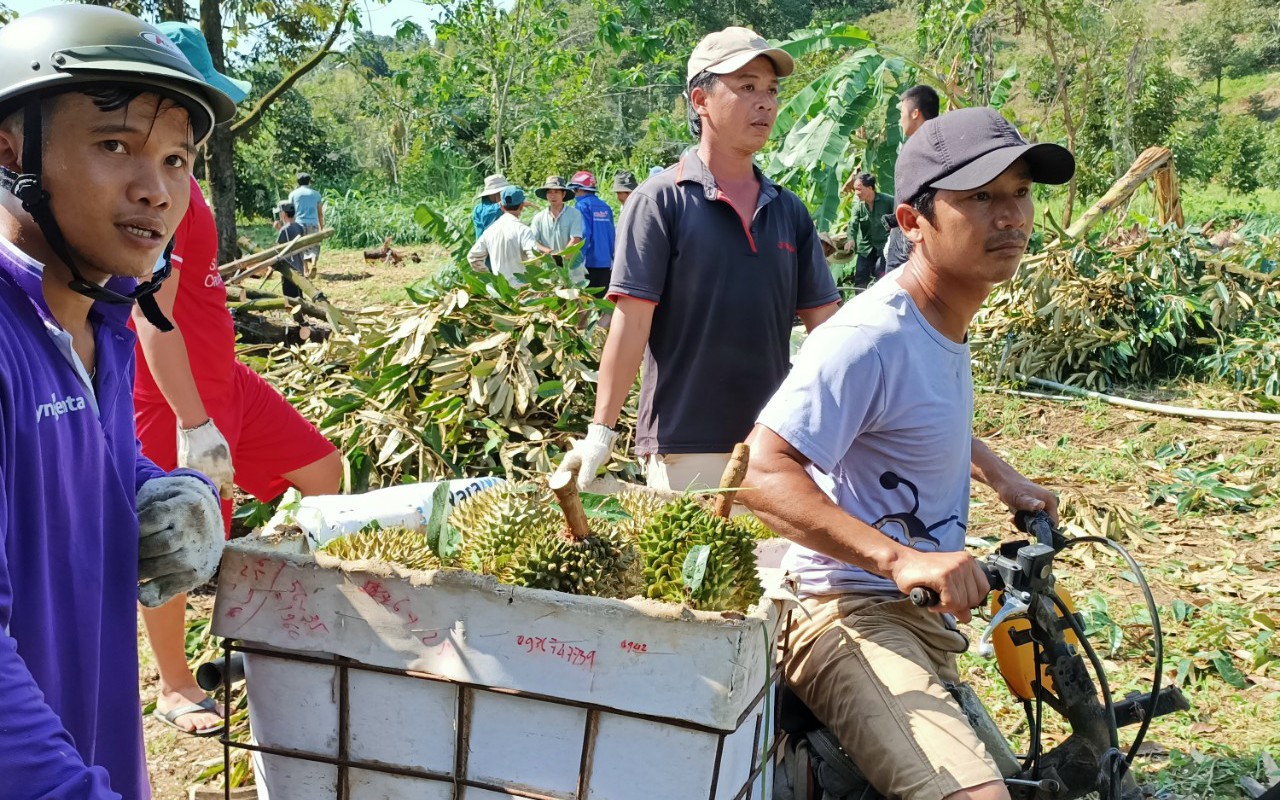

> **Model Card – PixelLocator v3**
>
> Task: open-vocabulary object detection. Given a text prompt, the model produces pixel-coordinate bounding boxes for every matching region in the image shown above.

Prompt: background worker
[613,170,638,205]
[472,173,512,239]
[133,21,342,738]
[563,27,840,492]
[568,170,616,291]
[468,185,553,283]
[273,201,305,301]
[530,175,584,272]
[287,172,324,276]
[884,84,942,271]
[0,6,228,794]
[845,171,894,288]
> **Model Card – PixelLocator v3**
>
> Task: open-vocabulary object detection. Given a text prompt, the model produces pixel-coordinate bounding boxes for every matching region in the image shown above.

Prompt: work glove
[137,475,224,608]
[178,419,235,500]
[562,423,619,491]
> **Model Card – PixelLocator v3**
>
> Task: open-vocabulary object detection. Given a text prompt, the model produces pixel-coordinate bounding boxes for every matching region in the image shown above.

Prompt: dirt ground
[140,250,1278,797]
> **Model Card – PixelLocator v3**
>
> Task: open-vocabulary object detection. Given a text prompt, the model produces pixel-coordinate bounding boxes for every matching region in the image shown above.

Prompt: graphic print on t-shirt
[872,470,963,550]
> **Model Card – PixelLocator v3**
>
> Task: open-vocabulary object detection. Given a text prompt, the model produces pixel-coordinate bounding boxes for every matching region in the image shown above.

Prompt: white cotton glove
[563,423,619,491]
[177,419,235,500]
[137,475,224,608]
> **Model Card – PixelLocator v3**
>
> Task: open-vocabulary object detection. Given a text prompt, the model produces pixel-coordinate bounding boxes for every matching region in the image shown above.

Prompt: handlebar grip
[909,587,940,607]
[1014,509,1057,547]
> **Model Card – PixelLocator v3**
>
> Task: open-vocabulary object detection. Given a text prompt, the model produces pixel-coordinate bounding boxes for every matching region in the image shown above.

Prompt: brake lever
[977,592,1028,658]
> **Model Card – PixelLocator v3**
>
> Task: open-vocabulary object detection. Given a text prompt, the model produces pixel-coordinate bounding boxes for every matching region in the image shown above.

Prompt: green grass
[1213,69,1280,108]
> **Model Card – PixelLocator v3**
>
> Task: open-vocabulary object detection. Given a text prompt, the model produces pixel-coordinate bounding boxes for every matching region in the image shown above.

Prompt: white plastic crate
[213,533,783,800]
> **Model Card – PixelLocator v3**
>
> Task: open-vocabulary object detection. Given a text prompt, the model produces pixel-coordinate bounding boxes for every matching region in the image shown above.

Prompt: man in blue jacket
[0,6,229,798]
[568,170,616,291]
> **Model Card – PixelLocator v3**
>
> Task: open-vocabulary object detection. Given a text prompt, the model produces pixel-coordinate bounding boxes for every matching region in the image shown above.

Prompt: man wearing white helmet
[0,5,229,796]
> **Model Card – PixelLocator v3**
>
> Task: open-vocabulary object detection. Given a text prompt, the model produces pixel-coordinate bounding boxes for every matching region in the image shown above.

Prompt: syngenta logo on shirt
[35,392,88,423]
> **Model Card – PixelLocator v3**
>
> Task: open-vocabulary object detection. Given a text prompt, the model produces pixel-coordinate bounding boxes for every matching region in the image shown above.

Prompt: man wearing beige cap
[472,173,512,240]
[562,27,840,493]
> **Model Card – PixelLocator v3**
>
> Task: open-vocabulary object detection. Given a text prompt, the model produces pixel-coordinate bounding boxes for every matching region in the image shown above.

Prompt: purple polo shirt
[0,238,212,799]
[608,151,840,455]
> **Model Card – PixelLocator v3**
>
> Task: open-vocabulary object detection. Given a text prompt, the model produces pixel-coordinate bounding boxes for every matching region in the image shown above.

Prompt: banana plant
[763,25,911,231]
[763,22,1022,232]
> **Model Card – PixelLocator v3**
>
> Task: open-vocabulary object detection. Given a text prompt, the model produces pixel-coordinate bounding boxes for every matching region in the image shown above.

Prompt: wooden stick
[1153,162,1184,228]
[218,228,336,280]
[1063,147,1171,241]
[712,443,750,518]
[548,465,592,541]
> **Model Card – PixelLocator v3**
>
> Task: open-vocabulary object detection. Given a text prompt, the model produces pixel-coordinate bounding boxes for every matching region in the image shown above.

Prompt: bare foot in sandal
[154,684,224,737]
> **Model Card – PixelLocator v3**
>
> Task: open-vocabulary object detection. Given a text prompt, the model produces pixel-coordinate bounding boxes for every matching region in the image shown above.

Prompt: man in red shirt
[133,22,341,735]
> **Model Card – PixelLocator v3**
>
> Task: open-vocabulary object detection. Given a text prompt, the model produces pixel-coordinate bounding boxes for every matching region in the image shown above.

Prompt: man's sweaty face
[42,92,194,282]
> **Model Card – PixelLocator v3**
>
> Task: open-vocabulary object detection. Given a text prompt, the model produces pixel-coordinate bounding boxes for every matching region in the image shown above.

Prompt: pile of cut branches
[253,263,636,490]
[975,225,1280,396]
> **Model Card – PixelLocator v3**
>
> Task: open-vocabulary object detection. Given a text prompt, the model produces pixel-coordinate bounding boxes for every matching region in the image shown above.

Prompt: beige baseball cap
[686,26,794,84]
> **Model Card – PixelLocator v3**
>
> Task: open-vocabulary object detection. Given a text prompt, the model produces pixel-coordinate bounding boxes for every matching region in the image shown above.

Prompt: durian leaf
[425,481,452,553]
[682,545,711,594]
[578,493,630,522]
[437,523,463,560]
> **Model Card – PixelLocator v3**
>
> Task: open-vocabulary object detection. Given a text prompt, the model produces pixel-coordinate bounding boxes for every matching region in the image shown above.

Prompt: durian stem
[548,467,592,541]
[713,443,751,518]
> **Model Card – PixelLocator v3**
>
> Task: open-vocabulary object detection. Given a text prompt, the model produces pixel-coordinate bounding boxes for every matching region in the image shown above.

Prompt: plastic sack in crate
[264,477,503,549]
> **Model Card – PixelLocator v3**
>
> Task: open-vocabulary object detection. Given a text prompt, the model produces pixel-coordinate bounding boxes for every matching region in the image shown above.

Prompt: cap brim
[209,72,251,105]
[705,47,794,79]
[931,142,1075,192]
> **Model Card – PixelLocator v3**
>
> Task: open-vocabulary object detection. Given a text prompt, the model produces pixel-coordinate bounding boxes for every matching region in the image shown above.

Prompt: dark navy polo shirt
[608,149,839,455]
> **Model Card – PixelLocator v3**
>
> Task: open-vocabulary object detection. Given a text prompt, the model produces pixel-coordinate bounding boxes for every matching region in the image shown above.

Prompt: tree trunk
[1214,71,1223,116]
[200,0,241,265]
[161,0,187,22]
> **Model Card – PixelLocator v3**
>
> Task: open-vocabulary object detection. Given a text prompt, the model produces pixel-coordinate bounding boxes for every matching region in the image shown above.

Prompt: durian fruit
[638,496,762,612]
[615,486,672,526]
[450,470,641,598]
[319,526,442,571]
[449,483,561,575]
[637,444,764,613]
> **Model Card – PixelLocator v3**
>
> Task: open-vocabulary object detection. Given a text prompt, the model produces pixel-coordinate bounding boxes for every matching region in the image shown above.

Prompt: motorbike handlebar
[908,562,1003,608]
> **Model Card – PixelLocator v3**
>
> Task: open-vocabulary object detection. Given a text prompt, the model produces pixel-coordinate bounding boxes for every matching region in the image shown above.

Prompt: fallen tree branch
[1018,374,1280,424]
[1062,147,1172,241]
[218,228,336,281]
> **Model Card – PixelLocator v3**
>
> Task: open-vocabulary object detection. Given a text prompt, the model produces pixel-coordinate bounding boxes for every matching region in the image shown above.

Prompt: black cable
[1060,535,1162,763]
[1019,699,1036,772]
[1051,590,1121,751]
[1031,637,1044,776]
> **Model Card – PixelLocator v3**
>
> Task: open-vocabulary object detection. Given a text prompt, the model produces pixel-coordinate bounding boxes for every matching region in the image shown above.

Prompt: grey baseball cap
[687,26,794,84]
[894,107,1075,207]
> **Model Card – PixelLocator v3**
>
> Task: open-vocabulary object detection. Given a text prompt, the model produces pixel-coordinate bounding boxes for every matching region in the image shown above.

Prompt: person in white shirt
[467,186,552,284]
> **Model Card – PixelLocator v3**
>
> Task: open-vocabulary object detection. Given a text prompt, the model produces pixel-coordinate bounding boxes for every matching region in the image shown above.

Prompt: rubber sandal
[152,695,223,737]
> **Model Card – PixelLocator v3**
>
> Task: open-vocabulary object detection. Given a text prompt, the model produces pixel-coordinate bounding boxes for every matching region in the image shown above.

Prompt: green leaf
[425,480,452,555]
[1210,650,1248,688]
[1173,598,1194,623]
[989,64,1019,109]
[682,544,711,594]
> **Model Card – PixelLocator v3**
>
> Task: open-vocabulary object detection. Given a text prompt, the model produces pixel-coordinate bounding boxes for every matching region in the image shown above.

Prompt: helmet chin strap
[3,96,174,331]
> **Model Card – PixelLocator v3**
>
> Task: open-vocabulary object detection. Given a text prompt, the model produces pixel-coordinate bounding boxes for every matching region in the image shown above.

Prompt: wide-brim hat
[477,173,513,199]
[612,171,638,192]
[535,175,571,200]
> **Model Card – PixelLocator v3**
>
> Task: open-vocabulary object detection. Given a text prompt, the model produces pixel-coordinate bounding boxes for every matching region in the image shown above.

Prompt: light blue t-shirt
[757,274,974,597]
[288,185,323,226]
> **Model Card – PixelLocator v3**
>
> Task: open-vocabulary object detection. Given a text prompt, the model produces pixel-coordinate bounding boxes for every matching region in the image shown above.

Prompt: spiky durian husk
[639,496,763,613]
[615,486,671,526]
[507,523,638,596]
[450,483,560,573]
[319,527,442,571]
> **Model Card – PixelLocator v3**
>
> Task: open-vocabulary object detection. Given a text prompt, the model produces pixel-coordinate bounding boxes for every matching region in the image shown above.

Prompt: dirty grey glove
[137,475,224,608]
[177,419,235,500]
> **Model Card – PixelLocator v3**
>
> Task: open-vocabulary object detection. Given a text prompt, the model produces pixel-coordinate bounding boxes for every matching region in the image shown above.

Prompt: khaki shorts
[785,594,1003,800]
[642,452,731,492]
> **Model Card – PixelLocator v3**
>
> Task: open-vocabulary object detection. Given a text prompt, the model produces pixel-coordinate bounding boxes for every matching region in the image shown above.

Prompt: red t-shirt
[134,177,237,403]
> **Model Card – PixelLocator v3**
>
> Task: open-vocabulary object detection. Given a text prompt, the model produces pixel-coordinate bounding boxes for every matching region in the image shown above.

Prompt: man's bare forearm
[971,436,1018,493]
[136,325,208,429]
[592,297,653,428]
[741,425,909,577]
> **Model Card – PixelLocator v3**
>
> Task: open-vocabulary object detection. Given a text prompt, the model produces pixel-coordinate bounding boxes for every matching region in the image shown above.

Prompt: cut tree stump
[363,236,422,266]
[1063,146,1173,241]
